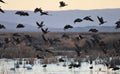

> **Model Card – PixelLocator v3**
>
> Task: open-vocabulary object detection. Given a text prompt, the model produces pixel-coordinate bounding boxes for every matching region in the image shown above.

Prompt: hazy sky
[1,0,120,11]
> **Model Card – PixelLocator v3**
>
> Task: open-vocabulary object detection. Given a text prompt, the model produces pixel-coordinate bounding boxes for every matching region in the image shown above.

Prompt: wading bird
[59,1,68,7]
[97,16,107,25]
[64,25,73,30]
[83,16,94,22]
[74,18,83,23]
[36,21,45,28]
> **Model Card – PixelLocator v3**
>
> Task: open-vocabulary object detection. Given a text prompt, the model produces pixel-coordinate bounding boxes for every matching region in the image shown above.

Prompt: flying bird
[97,16,107,25]
[59,1,68,7]
[74,18,83,23]
[41,28,49,34]
[40,11,49,16]
[0,6,5,13]
[37,8,51,16]
[89,29,98,32]
[0,24,5,29]
[16,24,25,28]
[64,25,73,30]
[115,20,120,29]
[83,16,94,22]
[36,21,45,28]
[0,0,5,3]
[34,8,42,13]
[15,11,29,16]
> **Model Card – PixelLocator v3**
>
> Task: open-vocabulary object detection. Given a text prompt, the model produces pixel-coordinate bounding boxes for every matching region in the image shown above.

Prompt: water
[0,59,120,74]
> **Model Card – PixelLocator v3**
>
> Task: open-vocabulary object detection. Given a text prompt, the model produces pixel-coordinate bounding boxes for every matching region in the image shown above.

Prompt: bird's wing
[41,28,46,33]
[0,9,4,13]
[40,21,44,25]
[36,22,40,26]
[97,16,101,22]
[0,0,5,3]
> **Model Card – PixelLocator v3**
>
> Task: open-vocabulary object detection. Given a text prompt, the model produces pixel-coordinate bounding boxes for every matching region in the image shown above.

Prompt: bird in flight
[83,16,94,22]
[64,25,73,30]
[97,16,107,25]
[36,21,45,28]
[34,8,42,13]
[0,0,5,3]
[41,28,49,34]
[15,11,29,16]
[0,24,5,29]
[59,1,68,7]
[0,6,5,13]
[74,18,83,24]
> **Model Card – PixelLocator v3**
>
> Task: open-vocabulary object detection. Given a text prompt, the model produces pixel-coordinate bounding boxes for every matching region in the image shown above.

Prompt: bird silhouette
[59,1,68,7]
[74,18,83,23]
[83,16,94,22]
[40,11,49,16]
[0,0,5,3]
[36,21,45,28]
[16,24,25,28]
[89,66,93,69]
[34,8,42,13]
[97,16,107,25]
[0,6,5,13]
[42,64,47,68]
[64,25,73,30]
[89,29,98,32]
[15,11,29,16]
[41,28,49,34]
[38,8,51,16]
[0,24,5,29]
[115,20,120,29]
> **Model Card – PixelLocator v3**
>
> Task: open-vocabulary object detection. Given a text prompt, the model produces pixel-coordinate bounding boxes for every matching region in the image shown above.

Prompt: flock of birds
[0,0,120,32]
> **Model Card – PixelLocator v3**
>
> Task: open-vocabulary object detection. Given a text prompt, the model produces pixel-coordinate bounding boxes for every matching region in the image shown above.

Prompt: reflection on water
[0,59,120,74]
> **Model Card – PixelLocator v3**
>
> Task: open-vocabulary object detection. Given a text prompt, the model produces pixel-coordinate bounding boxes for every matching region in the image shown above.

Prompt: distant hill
[0,9,120,32]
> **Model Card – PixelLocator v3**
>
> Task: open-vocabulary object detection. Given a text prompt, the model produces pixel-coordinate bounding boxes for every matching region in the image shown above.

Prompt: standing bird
[83,16,94,22]
[64,25,73,30]
[97,16,107,25]
[0,6,5,13]
[36,21,45,28]
[59,1,68,7]
[74,18,83,23]
[16,24,25,28]
[115,20,120,29]
[0,0,5,3]
[41,28,49,34]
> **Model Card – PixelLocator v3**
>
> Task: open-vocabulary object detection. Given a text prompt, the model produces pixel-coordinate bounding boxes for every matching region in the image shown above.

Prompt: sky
[1,0,120,11]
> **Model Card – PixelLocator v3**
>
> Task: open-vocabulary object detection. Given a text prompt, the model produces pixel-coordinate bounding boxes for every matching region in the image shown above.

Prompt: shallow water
[0,59,120,74]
